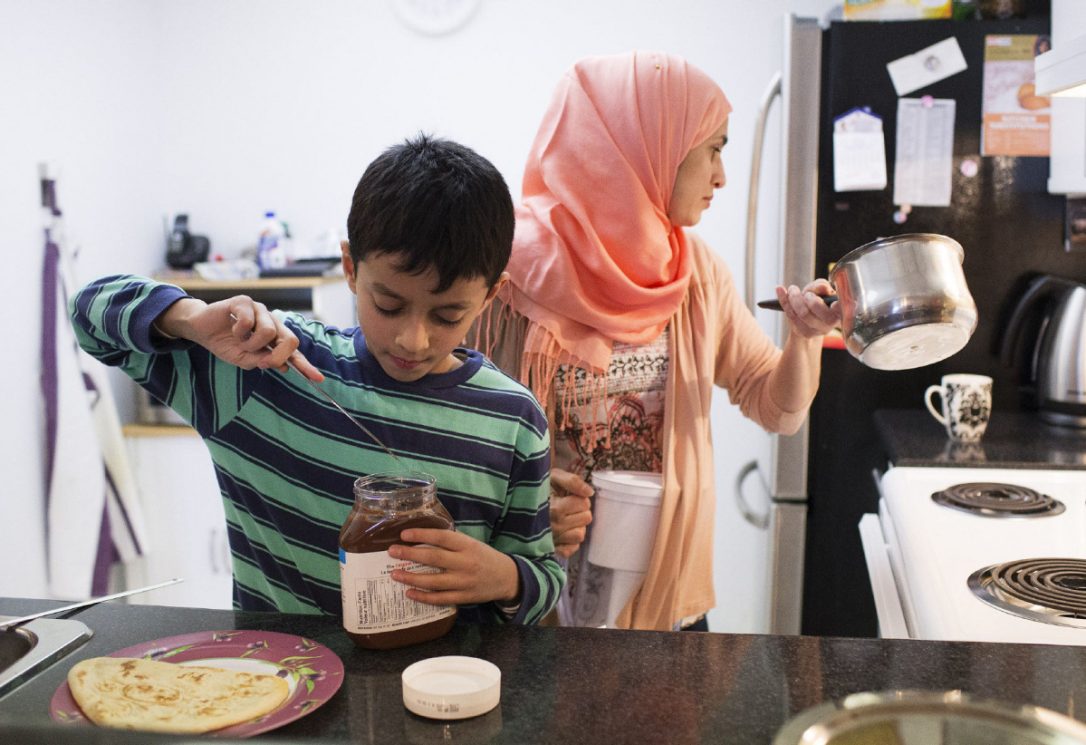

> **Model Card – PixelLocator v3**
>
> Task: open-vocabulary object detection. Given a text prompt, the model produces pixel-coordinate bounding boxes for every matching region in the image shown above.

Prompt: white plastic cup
[603,568,647,628]
[587,470,663,573]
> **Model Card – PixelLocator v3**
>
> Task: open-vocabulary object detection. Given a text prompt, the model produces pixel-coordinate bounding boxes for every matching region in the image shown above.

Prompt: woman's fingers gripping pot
[774,279,840,338]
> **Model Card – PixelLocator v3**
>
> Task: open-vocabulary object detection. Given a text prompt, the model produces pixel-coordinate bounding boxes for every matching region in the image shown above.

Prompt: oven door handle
[858,513,910,639]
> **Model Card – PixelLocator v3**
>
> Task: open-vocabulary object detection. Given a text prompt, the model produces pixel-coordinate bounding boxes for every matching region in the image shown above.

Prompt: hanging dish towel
[40,165,149,599]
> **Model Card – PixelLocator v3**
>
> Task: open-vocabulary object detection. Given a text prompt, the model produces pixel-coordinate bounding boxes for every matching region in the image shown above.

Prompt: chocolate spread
[339,473,456,650]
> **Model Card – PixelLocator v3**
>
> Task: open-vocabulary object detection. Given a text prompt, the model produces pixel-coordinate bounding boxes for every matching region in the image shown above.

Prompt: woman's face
[668,119,728,227]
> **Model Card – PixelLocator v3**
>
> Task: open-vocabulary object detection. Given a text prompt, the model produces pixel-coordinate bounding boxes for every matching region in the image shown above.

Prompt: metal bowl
[774,690,1086,745]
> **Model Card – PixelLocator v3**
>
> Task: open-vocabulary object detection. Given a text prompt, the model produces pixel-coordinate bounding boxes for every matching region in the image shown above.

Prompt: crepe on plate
[67,656,290,734]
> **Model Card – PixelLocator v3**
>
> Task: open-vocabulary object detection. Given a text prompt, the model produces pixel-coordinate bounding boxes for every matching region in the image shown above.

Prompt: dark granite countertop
[875,409,1086,469]
[3,598,1086,743]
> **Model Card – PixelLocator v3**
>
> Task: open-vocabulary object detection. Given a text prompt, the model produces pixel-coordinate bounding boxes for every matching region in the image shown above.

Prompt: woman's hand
[389,528,519,606]
[549,467,594,559]
[774,279,840,339]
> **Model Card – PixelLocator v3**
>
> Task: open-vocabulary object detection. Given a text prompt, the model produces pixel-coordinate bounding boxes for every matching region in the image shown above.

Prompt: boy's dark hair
[346,134,514,293]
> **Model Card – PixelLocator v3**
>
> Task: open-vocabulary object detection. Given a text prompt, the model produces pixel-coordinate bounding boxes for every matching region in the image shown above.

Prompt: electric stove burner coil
[931,482,1065,517]
[968,558,1086,628]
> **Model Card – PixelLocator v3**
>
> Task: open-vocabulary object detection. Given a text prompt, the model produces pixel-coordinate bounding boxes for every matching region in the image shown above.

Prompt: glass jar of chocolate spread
[339,472,457,649]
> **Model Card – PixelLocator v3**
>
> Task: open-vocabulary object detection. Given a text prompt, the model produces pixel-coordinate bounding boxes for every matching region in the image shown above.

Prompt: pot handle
[757,295,838,311]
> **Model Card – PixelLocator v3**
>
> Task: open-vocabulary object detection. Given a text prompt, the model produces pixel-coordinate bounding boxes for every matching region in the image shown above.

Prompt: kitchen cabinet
[120,424,232,610]
[1045,0,1086,195]
[120,430,232,608]
[1047,99,1086,196]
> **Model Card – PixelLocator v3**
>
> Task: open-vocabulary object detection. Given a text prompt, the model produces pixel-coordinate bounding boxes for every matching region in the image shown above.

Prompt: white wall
[1,0,838,629]
[1,0,167,598]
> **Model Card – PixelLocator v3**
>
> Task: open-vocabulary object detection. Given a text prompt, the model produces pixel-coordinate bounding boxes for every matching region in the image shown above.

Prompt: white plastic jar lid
[401,655,501,720]
[591,470,663,504]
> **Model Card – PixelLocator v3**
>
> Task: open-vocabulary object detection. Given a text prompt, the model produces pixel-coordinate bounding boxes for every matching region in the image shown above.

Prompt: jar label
[340,548,455,633]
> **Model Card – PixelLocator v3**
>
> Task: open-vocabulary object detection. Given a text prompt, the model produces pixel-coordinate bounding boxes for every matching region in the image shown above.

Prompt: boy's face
[341,242,506,383]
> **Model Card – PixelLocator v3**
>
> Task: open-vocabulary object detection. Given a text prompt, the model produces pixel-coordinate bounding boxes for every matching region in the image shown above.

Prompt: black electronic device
[165,214,210,269]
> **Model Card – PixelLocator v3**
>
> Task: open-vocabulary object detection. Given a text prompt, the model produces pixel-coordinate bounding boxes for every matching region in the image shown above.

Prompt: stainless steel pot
[760,233,978,371]
[833,233,977,370]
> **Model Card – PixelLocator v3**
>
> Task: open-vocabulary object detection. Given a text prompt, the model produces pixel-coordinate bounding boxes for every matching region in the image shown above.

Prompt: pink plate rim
[49,628,344,738]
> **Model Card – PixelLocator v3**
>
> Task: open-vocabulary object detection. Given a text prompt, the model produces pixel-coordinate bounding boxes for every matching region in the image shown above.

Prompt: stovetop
[878,465,1086,645]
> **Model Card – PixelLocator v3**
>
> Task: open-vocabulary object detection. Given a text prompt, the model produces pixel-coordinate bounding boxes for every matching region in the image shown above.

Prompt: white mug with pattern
[924,374,993,442]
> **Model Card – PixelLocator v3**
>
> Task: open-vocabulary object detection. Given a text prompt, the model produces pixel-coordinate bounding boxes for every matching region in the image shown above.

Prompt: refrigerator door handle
[744,71,783,313]
[735,459,770,530]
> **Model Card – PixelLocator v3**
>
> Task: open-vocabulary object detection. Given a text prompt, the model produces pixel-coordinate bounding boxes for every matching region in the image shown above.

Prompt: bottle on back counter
[339,472,457,650]
[256,210,286,271]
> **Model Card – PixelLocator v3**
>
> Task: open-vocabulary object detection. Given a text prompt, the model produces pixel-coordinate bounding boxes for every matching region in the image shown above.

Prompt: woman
[475,51,839,631]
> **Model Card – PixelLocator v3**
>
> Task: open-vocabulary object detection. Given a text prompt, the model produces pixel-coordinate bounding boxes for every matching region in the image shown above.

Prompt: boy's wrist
[155,298,204,341]
[497,555,521,606]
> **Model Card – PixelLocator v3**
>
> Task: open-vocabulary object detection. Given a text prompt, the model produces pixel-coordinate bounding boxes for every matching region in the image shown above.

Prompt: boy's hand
[388,529,519,607]
[550,467,594,559]
[157,296,323,381]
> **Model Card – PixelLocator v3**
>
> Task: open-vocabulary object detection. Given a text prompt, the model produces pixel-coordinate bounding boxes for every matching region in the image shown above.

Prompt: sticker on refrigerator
[833,107,888,192]
[893,97,956,208]
[981,34,1051,157]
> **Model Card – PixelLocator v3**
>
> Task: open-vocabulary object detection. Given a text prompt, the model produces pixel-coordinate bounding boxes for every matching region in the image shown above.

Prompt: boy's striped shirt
[70,275,562,625]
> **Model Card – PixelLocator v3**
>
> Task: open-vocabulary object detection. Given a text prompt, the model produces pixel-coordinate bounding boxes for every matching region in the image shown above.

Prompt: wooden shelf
[122,423,198,438]
[153,272,344,292]
[148,271,356,330]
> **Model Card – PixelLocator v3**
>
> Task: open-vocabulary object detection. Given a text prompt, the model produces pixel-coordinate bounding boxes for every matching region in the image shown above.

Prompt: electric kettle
[1001,274,1086,427]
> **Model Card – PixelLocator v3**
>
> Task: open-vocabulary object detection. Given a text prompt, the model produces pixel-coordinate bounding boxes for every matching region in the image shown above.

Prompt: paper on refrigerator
[886,37,967,97]
[981,34,1051,157]
[833,107,888,192]
[893,98,956,208]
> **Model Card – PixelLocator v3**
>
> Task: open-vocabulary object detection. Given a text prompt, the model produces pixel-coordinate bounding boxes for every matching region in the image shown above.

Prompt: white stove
[860,465,1086,646]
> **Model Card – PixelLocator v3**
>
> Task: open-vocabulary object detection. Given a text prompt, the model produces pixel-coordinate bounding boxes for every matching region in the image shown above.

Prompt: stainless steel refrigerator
[741,11,1069,637]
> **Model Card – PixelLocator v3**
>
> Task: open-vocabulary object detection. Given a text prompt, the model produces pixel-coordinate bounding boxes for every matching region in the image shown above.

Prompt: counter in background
[3,598,1086,743]
[152,272,355,328]
[875,409,1086,469]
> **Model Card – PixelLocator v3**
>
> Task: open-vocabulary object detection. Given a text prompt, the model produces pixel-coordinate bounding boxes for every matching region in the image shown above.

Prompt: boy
[70,135,563,625]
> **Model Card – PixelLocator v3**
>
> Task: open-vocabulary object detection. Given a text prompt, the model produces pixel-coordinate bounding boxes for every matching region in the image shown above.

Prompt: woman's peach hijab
[503,51,731,406]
